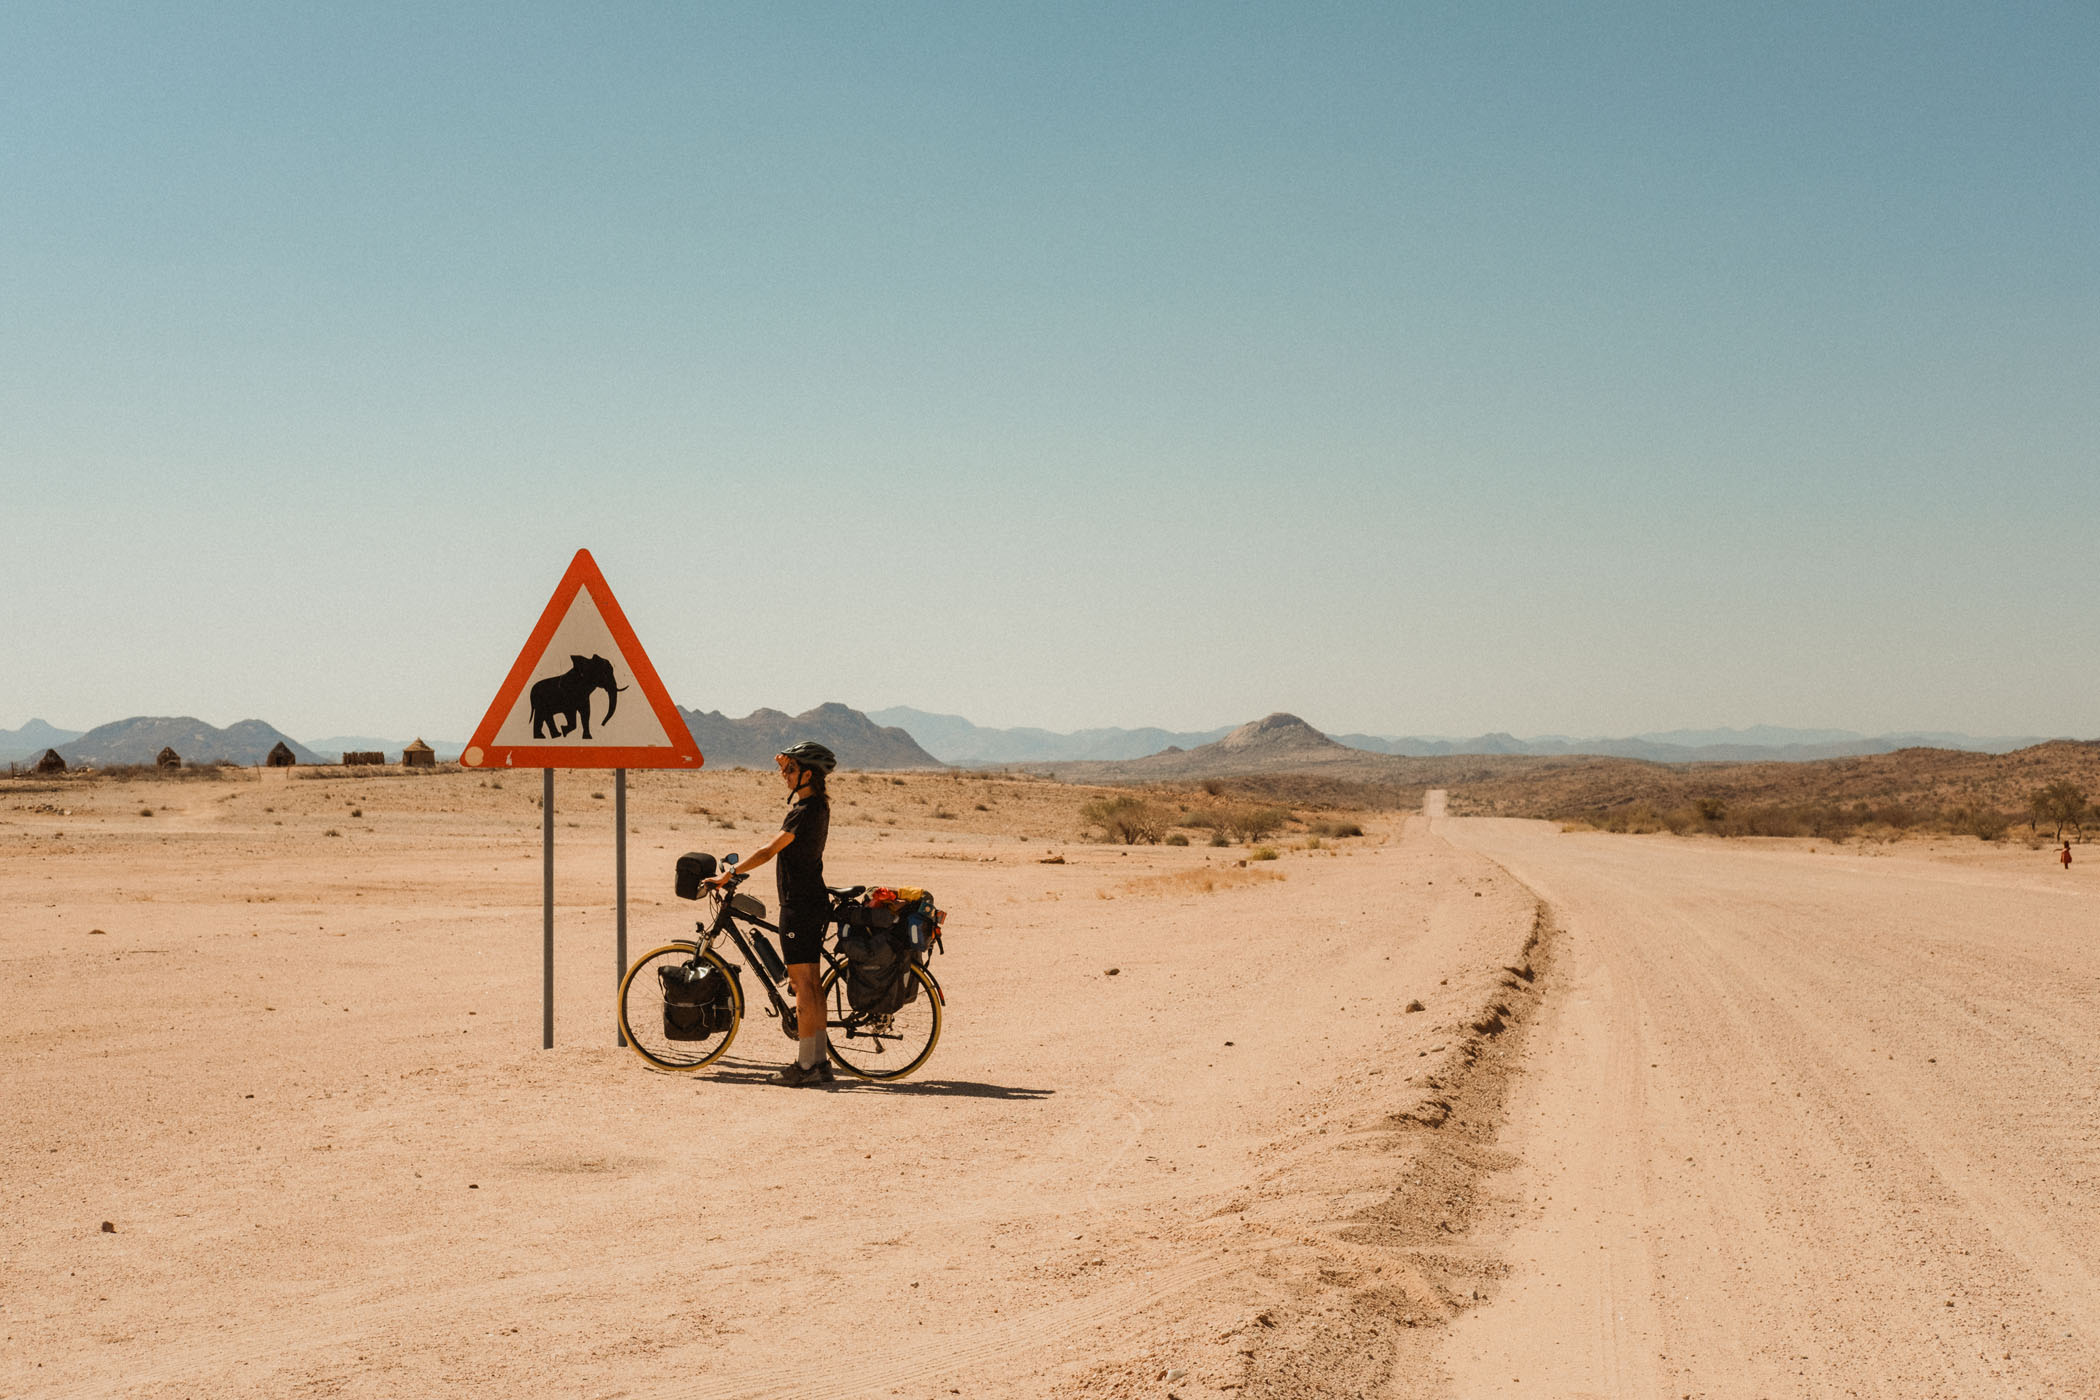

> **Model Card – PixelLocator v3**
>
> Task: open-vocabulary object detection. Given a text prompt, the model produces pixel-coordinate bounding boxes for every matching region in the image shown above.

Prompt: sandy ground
[1438,816,2100,1398]
[2,769,1540,1399]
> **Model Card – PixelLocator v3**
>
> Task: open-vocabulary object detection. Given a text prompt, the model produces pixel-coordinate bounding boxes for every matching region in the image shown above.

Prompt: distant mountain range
[1045,712,1404,783]
[47,717,323,768]
[7,704,2080,773]
[867,707,1232,764]
[1328,727,2063,763]
[869,711,2068,767]
[679,703,942,770]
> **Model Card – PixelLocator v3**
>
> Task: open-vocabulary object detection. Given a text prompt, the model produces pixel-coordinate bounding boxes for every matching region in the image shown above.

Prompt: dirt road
[1437,817,2100,1398]
[3,770,1540,1399]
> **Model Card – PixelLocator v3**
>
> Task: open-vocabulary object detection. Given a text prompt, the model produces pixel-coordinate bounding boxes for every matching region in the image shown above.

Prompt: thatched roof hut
[265,742,297,768]
[35,748,66,774]
[402,738,436,769]
[156,747,181,770]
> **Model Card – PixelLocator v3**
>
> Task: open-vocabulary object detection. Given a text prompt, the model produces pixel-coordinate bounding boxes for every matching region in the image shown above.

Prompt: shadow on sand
[701,1060,1053,1100]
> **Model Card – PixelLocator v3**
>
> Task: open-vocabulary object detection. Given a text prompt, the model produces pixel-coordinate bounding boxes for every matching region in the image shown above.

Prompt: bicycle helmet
[776,740,838,775]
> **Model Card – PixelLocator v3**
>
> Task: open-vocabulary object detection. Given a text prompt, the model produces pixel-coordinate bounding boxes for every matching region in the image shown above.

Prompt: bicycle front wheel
[822,961,942,1081]
[620,943,742,1071]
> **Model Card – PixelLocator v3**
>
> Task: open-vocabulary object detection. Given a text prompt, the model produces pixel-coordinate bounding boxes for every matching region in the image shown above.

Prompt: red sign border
[460,549,704,770]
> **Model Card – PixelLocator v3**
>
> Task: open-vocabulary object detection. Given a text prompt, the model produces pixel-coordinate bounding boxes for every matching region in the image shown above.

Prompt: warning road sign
[460,550,703,771]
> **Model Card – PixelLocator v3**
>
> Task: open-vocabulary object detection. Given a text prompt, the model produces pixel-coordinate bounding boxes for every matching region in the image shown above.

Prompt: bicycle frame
[688,882,843,1034]
[687,879,944,1037]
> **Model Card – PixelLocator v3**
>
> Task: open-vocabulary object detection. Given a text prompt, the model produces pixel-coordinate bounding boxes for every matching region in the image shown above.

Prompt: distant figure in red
[2062,842,2074,870]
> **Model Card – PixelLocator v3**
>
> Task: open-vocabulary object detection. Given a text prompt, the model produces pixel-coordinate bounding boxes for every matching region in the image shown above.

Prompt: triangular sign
[460,550,704,771]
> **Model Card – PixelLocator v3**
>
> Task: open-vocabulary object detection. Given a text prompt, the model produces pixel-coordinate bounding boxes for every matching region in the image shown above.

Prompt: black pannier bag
[837,911,915,1016]
[659,961,738,1039]
[674,852,718,901]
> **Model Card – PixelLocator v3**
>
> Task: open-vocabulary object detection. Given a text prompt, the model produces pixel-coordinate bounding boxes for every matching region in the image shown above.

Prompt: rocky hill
[677,702,942,771]
[1047,712,1405,782]
[56,717,322,767]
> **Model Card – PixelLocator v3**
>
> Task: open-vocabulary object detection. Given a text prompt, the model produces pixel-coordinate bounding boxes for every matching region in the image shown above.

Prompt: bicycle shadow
[703,1060,1053,1100]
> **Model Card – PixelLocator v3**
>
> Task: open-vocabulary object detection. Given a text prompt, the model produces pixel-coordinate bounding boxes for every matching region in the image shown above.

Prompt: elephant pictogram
[531,653,628,740]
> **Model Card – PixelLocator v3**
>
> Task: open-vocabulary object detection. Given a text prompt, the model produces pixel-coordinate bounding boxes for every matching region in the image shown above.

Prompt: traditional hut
[156,747,181,770]
[343,751,385,766]
[265,742,297,768]
[35,748,66,774]
[402,738,436,769]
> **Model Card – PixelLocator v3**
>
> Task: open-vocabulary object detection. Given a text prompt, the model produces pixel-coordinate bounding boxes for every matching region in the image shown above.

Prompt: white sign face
[486,590,675,749]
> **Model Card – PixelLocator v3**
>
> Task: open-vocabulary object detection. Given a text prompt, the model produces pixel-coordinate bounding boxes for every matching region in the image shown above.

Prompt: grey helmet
[776,740,838,775]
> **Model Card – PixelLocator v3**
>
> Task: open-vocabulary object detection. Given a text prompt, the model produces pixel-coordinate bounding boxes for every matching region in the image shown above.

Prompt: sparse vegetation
[1079,794,1166,845]
[2029,781,2088,840]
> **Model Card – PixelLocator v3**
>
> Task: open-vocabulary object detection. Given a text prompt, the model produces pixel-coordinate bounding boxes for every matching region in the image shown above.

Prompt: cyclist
[705,740,837,1085]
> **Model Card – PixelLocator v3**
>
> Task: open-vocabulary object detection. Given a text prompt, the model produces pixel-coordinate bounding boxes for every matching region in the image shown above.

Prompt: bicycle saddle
[828,885,867,900]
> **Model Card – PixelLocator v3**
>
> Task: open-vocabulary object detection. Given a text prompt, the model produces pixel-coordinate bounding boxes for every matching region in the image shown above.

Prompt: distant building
[343,751,386,766]
[402,738,436,769]
[265,742,297,768]
[156,747,181,770]
[35,749,66,774]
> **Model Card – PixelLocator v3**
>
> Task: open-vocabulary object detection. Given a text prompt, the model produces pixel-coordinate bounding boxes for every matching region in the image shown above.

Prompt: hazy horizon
[6,7,2095,739]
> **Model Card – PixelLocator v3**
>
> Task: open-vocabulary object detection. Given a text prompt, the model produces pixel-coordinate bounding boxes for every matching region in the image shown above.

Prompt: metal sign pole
[615,767,628,1047]
[542,768,555,1050]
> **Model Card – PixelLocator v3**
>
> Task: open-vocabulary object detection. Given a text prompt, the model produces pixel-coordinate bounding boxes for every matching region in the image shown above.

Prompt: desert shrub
[1164,832,1190,846]
[1250,846,1280,861]
[1080,795,1166,845]
[1957,807,2011,841]
[1218,803,1290,843]
[1874,802,1917,830]
[1308,818,1363,839]
[1694,797,1726,822]
[1209,831,1231,847]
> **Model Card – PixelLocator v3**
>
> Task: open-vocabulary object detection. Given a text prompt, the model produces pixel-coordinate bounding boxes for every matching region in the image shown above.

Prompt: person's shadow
[704,1060,1053,1099]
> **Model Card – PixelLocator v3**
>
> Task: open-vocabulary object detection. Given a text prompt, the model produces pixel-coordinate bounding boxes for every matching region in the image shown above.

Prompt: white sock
[797,1034,821,1069]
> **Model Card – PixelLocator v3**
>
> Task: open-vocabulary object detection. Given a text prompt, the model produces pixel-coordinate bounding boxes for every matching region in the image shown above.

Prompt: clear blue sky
[5,4,2095,740]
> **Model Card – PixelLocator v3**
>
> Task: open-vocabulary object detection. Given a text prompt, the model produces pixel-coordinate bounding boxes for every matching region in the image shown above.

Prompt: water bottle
[749,929,789,984]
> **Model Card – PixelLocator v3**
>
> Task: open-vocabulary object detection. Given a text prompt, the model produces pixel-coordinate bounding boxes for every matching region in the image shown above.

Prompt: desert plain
[5,765,2099,1398]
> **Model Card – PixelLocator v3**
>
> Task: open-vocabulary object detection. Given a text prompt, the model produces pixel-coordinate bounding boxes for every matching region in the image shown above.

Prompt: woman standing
[706,740,837,1085]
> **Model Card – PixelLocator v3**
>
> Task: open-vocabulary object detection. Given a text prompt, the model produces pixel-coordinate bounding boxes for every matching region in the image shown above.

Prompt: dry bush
[1079,794,1166,845]
[1307,818,1363,838]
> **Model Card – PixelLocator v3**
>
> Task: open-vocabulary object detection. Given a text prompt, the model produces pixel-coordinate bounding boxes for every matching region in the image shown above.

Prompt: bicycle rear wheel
[620,944,741,1071]
[821,961,941,1081]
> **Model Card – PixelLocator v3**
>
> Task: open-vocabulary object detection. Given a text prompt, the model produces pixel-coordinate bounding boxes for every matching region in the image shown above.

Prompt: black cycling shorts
[777,909,826,967]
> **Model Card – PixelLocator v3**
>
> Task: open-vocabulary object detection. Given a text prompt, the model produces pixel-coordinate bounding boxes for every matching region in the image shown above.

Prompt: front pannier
[659,961,737,1039]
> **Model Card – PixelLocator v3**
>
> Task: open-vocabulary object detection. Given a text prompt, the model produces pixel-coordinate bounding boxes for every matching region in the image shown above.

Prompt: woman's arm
[704,828,793,888]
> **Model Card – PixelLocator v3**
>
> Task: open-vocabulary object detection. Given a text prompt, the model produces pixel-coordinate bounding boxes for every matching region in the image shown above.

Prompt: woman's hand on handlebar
[702,866,738,892]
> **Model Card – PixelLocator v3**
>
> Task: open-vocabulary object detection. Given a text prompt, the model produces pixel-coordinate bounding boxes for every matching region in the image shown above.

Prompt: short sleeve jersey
[775,792,830,926]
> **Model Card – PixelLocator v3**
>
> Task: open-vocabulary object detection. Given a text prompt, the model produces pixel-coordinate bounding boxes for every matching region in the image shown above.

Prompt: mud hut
[265,742,297,768]
[402,738,436,769]
[35,748,66,775]
[156,746,182,770]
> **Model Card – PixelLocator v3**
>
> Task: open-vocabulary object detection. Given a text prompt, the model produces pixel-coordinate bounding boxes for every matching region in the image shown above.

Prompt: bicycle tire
[821,961,941,1081]
[619,943,742,1071]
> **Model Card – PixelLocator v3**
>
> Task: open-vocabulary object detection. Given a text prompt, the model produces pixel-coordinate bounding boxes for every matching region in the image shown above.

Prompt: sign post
[462,549,704,1047]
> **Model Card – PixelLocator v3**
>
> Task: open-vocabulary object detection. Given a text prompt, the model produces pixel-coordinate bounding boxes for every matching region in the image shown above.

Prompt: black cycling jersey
[775,790,830,933]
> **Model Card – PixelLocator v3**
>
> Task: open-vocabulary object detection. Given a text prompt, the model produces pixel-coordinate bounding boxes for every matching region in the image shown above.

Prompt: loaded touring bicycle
[618,851,946,1081]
